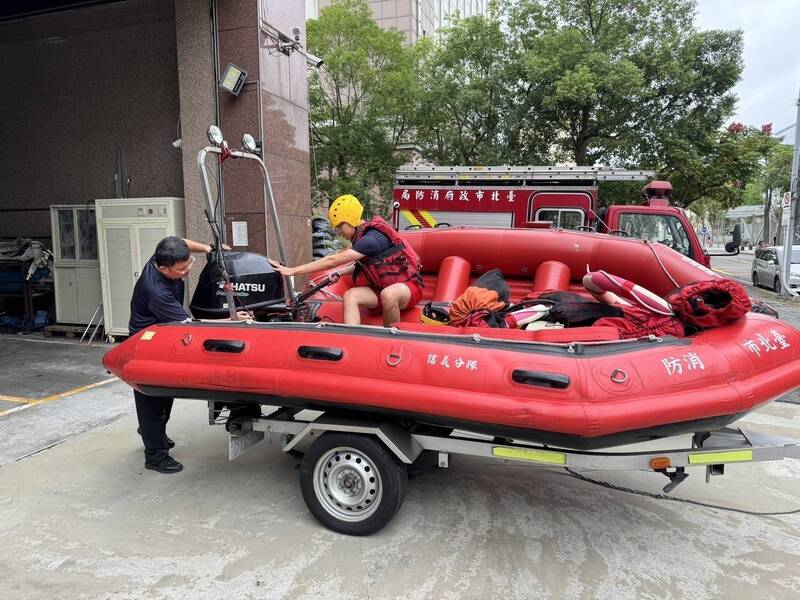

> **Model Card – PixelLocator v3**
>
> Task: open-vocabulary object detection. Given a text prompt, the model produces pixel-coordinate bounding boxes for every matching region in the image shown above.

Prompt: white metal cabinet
[50,205,102,324]
[95,198,185,338]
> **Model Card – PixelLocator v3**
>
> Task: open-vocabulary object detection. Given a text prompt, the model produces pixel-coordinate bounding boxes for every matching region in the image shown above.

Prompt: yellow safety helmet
[420,302,450,327]
[328,194,364,228]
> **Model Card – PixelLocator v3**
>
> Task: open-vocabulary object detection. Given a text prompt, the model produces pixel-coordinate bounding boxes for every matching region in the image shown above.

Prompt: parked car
[752,245,800,293]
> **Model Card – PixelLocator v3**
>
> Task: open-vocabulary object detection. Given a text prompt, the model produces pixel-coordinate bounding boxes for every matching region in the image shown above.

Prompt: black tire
[774,276,781,293]
[311,218,329,232]
[752,272,759,287]
[300,432,408,536]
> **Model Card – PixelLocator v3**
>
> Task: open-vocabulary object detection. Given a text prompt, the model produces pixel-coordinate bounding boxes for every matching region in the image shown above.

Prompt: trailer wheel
[300,432,407,536]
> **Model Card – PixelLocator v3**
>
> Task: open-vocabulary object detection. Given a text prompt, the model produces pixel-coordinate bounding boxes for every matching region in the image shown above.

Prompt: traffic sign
[782,192,792,226]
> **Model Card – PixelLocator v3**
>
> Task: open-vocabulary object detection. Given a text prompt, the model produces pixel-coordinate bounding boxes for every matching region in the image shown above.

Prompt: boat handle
[203,339,246,353]
[298,346,343,361]
[512,369,570,389]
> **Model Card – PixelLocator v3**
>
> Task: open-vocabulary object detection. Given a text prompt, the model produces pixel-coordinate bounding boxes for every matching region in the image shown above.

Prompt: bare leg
[342,286,378,325]
[379,283,412,326]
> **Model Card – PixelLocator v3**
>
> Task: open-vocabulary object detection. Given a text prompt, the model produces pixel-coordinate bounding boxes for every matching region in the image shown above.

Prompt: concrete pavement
[0,395,799,599]
[1,267,800,599]
[0,336,129,464]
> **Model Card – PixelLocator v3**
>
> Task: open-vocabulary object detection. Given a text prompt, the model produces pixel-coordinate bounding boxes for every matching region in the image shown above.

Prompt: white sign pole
[781,87,800,297]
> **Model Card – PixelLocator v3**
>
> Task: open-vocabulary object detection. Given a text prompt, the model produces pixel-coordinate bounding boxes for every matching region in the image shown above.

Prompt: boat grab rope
[644,240,680,288]
[563,467,800,517]
[311,322,667,350]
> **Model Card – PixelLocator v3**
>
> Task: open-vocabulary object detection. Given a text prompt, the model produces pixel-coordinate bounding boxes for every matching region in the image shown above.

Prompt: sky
[696,0,799,145]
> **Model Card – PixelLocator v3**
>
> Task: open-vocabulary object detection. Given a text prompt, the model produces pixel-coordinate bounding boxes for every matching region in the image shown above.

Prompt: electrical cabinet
[50,205,102,324]
[95,198,185,338]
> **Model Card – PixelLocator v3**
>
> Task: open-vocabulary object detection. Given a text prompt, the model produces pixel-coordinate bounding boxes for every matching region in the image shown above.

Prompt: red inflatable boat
[103,227,800,450]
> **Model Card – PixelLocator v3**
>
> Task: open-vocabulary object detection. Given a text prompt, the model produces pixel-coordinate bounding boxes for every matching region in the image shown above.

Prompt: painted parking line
[0,377,118,418]
[0,394,32,404]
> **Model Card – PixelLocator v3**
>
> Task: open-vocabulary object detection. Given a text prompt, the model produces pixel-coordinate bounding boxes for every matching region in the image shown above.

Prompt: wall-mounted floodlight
[207,125,224,146]
[242,133,258,153]
[220,63,247,96]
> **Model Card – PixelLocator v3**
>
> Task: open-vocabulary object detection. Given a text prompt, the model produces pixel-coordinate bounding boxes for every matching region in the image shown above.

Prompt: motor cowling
[190,251,284,318]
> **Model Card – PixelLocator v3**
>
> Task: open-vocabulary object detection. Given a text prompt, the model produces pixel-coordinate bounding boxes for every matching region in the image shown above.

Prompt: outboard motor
[190,251,284,318]
[194,125,297,320]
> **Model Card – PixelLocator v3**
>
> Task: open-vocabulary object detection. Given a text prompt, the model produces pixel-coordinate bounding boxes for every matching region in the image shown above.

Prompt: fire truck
[392,165,736,268]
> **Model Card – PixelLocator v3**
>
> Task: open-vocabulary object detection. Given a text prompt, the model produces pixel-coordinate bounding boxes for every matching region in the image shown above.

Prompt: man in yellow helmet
[269,194,423,326]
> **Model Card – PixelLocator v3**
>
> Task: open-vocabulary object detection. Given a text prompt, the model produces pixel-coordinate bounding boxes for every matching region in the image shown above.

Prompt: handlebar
[293,273,338,306]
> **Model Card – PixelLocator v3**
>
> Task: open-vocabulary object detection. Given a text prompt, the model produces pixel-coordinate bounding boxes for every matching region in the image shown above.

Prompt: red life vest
[351,216,422,289]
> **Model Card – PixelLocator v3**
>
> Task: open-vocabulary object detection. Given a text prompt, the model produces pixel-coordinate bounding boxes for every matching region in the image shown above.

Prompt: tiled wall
[0,0,182,243]
[0,0,312,268]
[217,0,312,263]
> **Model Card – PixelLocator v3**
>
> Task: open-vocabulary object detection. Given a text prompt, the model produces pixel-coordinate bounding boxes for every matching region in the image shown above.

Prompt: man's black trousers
[134,389,174,464]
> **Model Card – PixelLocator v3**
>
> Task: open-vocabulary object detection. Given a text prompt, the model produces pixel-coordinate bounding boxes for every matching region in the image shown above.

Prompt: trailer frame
[216,402,800,535]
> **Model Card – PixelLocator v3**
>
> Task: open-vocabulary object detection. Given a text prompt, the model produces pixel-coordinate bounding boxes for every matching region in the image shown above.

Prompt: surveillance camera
[292,26,301,42]
[303,51,324,69]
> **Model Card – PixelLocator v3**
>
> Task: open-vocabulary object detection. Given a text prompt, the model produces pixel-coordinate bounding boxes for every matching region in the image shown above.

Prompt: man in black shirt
[129,236,227,474]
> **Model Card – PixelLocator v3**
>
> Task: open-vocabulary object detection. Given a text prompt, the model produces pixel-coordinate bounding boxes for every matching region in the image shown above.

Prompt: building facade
[307,0,488,45]
[0,0,313,266]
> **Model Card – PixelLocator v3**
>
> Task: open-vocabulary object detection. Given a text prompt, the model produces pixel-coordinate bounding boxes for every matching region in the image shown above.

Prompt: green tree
[659,124,764,209]
[506,0,743,171]
[307,0,419,217]
[677,129,791,243]
[764,143,794,192]
[759,139,793,243]
[414,14,519,165]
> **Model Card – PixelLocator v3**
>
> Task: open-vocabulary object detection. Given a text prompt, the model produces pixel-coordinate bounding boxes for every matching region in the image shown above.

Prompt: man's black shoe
[144,456,184,474]
[137,427,175,449]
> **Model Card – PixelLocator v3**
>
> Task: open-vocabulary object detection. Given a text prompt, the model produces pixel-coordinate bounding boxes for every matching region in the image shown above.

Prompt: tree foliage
[685,132,793,244]
[413,15,516,164]
[763,141,794,194]
[505,0,743,173]
[308,0,771,219]
[661,125,764,209]
[307,0,419,217]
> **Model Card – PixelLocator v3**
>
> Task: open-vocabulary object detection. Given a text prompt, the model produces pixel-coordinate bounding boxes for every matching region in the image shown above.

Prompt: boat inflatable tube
[432,256,471,302]
[532,261,571,293]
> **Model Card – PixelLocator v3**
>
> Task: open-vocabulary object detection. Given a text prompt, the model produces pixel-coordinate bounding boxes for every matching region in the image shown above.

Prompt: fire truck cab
[392,165,713,267]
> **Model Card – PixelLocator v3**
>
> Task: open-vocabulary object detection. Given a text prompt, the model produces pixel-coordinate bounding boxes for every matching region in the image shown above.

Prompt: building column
[215,0,312,264]
[174,0,217,251]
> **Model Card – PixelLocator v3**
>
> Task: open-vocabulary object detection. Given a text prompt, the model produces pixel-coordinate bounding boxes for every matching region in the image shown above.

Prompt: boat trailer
[216,402,800,536]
